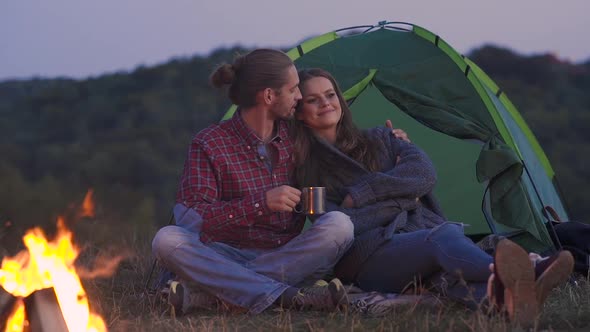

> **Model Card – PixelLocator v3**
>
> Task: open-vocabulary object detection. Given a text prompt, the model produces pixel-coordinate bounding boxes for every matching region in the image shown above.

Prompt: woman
[291,68,573,324]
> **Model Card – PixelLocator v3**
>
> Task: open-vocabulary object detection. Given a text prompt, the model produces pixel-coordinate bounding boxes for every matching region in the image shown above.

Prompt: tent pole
[521,161,563,250]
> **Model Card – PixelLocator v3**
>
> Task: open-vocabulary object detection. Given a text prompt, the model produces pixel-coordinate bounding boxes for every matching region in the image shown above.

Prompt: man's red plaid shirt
[176,112,305,248]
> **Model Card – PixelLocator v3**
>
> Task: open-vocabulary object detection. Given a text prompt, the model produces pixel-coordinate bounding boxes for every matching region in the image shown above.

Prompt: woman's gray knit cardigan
[308,127,448,283]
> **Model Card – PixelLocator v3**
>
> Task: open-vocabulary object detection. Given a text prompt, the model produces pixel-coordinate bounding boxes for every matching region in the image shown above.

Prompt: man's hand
[386,120,411,143]
[265,185,301,212]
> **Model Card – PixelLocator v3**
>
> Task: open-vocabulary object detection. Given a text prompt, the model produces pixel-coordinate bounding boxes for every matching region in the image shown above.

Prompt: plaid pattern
[176,112,305,248]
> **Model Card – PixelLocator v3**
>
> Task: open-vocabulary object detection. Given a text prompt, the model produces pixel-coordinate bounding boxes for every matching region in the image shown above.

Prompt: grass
[76,226,590,332]
[3,221,590,332]
[88,268,590,332]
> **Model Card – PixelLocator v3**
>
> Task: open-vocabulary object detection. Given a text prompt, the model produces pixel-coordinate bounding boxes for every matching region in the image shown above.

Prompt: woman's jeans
[152,204,354,314]
[356,223,493,307]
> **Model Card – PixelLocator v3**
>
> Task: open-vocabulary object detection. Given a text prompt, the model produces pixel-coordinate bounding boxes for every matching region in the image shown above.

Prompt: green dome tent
[223,21,569,253]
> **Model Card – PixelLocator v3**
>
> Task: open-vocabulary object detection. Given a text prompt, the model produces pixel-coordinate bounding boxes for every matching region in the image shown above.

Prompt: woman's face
[296,76,342,133]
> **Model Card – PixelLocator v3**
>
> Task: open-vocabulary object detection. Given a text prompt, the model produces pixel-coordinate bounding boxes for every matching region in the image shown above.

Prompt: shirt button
[258,211,263,216]
[254,203,260,208]
[229,214,234,219]
[259,156,265,160]
[278,240,282,244]
[247,146,251,150]
[273,175,277,179]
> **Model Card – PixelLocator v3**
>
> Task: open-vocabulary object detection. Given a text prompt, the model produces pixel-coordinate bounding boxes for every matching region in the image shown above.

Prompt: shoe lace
[293,285,332,308]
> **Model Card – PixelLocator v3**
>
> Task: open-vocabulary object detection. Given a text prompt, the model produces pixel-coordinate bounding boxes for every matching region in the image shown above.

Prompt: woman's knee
[427,223,465,241]
[313,211,354,246]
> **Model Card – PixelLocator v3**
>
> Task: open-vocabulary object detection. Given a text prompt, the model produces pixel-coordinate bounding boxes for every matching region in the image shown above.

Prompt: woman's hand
[341,194,354,208]
[386,120,411,143]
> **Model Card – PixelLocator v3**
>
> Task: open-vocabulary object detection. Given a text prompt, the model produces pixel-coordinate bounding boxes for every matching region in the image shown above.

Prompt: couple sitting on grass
[151,49,573,326]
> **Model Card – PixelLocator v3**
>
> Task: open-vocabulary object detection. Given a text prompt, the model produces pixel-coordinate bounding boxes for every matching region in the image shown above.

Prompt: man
[152,49,354,315]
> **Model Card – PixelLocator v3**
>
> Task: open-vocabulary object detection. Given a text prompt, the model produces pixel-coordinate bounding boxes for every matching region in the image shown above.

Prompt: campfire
[0,190,107,332]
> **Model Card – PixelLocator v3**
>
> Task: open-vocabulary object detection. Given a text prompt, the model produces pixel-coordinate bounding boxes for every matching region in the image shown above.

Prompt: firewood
[24,288,68,332]
[0,286,18,331]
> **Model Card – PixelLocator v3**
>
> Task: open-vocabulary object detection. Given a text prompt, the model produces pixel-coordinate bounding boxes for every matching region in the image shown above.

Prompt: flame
[81,189,95,218]
[5,299,25,332]
[0,193,106,332]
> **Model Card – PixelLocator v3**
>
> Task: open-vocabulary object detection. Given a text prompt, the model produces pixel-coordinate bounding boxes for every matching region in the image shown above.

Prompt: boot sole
[494,239,537,327]
[536,250,574,305]
[168,281,185,316]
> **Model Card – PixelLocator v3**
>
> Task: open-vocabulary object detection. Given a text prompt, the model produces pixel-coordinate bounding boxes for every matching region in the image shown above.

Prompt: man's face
[269,65,302,120]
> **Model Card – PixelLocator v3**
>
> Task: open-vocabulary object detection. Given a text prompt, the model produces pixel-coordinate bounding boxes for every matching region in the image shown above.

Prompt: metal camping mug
[294,187,326,215]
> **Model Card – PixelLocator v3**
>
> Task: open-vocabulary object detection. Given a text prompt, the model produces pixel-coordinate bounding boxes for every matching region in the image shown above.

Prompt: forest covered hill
[0,45,588,237]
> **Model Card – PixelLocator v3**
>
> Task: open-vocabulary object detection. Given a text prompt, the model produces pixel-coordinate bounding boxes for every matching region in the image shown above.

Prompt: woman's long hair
[291,68,382,195]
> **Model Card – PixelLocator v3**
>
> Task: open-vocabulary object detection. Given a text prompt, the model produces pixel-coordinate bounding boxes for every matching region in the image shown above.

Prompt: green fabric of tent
[222,22,569,253]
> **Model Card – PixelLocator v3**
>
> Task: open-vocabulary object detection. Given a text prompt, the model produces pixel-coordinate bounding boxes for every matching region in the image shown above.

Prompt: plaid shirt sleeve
[177,137,273,231]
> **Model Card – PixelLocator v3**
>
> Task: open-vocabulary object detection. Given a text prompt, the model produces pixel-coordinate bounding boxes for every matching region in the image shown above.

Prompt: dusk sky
[1,0,588,81]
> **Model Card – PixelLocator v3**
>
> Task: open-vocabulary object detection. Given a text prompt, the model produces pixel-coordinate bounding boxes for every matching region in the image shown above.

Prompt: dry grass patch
[76,226,590,332]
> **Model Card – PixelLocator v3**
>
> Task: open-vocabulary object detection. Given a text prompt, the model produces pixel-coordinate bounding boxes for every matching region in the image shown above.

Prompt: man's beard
[271,102,295,120]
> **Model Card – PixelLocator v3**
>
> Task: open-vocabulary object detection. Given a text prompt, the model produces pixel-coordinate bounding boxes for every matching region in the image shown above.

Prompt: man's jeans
[356,223,493,307]
[152,204,354,314]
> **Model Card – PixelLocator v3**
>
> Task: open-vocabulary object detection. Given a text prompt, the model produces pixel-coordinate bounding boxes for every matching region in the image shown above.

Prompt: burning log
[0,190,109,332]
[1,286,17,331]
[24,288,68,332]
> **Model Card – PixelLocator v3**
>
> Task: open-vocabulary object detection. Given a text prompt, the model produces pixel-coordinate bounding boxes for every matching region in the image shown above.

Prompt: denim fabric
[356,223,492,306]
[152,204,354,314]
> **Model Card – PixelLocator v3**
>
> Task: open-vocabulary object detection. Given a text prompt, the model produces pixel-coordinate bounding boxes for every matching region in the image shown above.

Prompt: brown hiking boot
[493,239,537,327]
[166,280,228,316]
[535,250,574,305]
[292,278,348,311]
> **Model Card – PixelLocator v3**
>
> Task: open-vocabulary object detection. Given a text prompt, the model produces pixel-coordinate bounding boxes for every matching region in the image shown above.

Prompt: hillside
[0,45,588,238]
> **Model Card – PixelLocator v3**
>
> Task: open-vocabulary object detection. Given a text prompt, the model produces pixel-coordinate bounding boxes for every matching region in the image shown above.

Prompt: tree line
[0,45,588,241]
